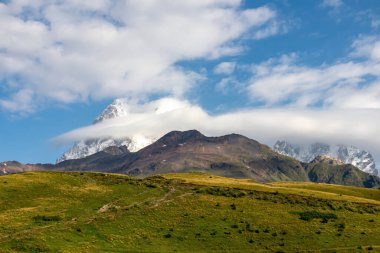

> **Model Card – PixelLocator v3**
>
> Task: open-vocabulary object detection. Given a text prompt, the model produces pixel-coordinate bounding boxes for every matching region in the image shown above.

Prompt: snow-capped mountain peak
[93,98,129,124]
[57,98,155,163]
[273,140,379,176]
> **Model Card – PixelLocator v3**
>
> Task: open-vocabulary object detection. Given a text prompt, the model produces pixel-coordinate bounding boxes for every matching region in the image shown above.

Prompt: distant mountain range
[58,99,379,179]
[2,99,379,188]
[273,141,378,176]
[2,130,379,188]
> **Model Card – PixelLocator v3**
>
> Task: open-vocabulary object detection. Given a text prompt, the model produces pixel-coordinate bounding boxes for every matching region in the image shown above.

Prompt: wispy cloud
[321,0,343,9]
[213,61,237,75]
[247,36,380,108]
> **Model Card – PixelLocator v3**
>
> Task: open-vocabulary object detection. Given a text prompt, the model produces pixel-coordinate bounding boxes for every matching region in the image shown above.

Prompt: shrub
[296,211,337,221]
[33,215,62,222]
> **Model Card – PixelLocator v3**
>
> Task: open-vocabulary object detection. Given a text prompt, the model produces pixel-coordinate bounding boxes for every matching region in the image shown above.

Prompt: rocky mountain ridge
[52,130,380,188]
[3,130,380,188]
[273,140,378,176]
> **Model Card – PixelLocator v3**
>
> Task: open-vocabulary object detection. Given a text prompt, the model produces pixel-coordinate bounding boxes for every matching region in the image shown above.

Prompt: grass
[0,171,379,252]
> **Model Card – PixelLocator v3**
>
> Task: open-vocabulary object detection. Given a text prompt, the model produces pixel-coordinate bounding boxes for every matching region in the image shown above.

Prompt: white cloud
[321,0,343,8]
[0,0,279,113]
[351,36,380,61]
[0,89,36,113]
[55,97,380,163]
[213,61,236,75]
[215,77,239,94]
[247,37,380,108]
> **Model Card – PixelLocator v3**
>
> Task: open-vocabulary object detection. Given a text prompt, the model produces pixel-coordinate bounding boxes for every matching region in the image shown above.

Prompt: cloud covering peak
[55,97,380,165]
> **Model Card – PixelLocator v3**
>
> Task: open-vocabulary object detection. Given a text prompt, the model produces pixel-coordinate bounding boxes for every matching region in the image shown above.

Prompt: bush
[33,215,62,222]
[296,211,337,221]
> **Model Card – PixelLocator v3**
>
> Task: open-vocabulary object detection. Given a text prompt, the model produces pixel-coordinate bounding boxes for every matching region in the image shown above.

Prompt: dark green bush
[33,215,62,222]
[296,211,337,221]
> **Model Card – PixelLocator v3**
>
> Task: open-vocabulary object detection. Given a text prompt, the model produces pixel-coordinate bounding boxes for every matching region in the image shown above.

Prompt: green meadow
[0,171,379,252]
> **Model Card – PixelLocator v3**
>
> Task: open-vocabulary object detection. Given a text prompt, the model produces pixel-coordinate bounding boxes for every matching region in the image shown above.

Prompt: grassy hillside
[0,171,379,252]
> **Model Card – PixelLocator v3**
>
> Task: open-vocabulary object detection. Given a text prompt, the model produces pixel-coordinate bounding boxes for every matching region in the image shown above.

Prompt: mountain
[0,161,53,175]
[56,130,309,183]
[93,98,129,124]
[53,130,380,188]
[2,130,380,188]
[273,141,378,176]
[57,99,155,163]
[305,155,380,188]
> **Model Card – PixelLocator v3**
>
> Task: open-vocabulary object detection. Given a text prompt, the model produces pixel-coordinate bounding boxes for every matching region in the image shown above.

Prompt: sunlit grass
[0,171,378,252]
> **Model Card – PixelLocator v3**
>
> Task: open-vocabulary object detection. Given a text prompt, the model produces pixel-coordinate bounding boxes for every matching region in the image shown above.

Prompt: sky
[1,0,380,164]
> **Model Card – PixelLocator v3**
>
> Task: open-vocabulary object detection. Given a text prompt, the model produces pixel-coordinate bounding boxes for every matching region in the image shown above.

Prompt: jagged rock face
[273,141,378,176]
[93,99,129,124]
[310,155,344,166]
[57,99,155,163]
[336,145,377,176]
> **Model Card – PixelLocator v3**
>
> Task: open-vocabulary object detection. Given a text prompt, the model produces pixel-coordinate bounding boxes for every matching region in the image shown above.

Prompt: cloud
[252,19,291,40]
[213,61,236,75]
[321,0,343,8]
[0,89,36,114]
[247,37,380,108]
[215,77,244,95]
[0,1,279,113]
[371,18,380,29]
[55,97,380,163]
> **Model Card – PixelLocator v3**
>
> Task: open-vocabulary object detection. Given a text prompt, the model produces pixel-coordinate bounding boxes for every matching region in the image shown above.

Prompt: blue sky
[1,0,380,164]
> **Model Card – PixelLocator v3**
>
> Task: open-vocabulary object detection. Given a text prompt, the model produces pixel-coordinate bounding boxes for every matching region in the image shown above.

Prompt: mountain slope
[274,140,378,176]
[0,161,52,175]
[305,155,380,188]
[57,130,309,183]
[0,171,379,252]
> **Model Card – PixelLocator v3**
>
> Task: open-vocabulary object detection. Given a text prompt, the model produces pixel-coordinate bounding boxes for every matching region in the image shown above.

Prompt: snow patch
[273,141,379,176]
